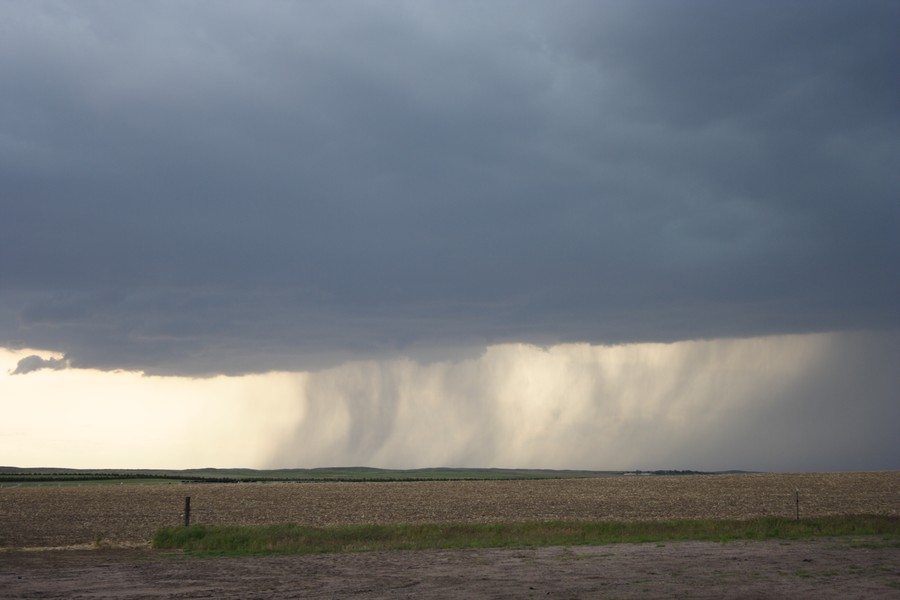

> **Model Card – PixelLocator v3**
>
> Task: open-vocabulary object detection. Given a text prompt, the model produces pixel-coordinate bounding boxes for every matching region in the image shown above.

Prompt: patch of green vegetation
[844,537,900,550]
[0,466,628,485]
[152,515,900,557]
[2,465,748,484]
[0,477,183,488]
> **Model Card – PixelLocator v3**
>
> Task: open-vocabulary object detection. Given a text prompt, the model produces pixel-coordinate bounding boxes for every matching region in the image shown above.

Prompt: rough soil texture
[2,537,899,599]
[2,473,898,598]
[2,472,898,548]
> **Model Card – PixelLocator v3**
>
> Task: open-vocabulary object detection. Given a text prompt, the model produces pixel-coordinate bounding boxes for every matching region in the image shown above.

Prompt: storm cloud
[10,353,69,375]
[1,1,897,375]
[2,332,897,471]
[1,2,899,474]
[269,332,900,472]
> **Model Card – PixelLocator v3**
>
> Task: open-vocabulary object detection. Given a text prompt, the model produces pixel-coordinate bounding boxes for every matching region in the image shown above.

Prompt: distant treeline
[0,471,591,484]
[0,466,741,484]
[0,471,373,484]
[625,470,716,476]
[0,472,241,484]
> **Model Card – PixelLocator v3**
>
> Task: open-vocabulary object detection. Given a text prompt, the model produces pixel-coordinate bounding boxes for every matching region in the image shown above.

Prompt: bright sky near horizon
[3,332,898,472]
[2,1,898,471]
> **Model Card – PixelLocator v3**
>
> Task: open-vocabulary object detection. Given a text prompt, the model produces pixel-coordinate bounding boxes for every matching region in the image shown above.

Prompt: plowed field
[2,472,897,549]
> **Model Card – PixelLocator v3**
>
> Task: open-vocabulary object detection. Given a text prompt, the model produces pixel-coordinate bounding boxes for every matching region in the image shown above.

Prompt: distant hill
[0,466,749,484]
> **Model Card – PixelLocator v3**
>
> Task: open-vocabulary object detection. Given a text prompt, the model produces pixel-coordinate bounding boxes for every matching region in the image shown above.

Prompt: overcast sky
[2,2,898,471]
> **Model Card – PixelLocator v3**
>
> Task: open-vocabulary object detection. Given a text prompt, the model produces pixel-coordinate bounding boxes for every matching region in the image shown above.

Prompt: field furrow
[1,472,897,549]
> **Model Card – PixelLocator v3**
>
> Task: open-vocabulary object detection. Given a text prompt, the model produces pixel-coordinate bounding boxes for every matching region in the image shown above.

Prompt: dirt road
[2,537,898,599]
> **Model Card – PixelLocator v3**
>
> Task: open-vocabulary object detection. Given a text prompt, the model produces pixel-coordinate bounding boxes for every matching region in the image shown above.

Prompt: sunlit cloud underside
[2,331,897,472]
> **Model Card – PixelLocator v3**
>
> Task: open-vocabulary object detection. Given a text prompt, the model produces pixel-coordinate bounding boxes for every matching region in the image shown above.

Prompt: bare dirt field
[1,472,898,598]
[2,472,898,548]
[2,537,899,599]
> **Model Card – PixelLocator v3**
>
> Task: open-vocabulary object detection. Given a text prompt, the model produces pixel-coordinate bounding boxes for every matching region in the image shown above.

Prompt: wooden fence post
[795,489,800,521]
[184,496,191,527]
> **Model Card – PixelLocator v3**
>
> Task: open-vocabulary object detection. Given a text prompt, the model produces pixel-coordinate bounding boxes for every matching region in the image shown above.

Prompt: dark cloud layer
[1,1,898,374]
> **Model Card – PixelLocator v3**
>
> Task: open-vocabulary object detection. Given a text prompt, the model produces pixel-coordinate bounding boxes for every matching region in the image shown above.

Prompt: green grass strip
[152,515,900,556]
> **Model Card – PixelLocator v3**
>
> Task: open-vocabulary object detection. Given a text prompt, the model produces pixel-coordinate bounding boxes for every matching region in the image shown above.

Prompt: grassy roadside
[152,515,900,557]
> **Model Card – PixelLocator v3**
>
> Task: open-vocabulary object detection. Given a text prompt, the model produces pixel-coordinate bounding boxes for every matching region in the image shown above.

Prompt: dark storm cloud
[10,354,69,375]
[1,1,898,373]
[264,332,900,472]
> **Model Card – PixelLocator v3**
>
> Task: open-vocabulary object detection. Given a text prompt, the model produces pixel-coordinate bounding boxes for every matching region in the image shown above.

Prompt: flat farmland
[1,472,898,549]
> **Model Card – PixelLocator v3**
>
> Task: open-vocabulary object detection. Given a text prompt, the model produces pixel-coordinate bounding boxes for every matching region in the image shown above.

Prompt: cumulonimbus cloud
[0,2,898,376]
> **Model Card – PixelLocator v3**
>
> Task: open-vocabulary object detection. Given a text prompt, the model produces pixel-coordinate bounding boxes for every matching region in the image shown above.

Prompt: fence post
[795,489,800,521]
[184,496,191,527]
